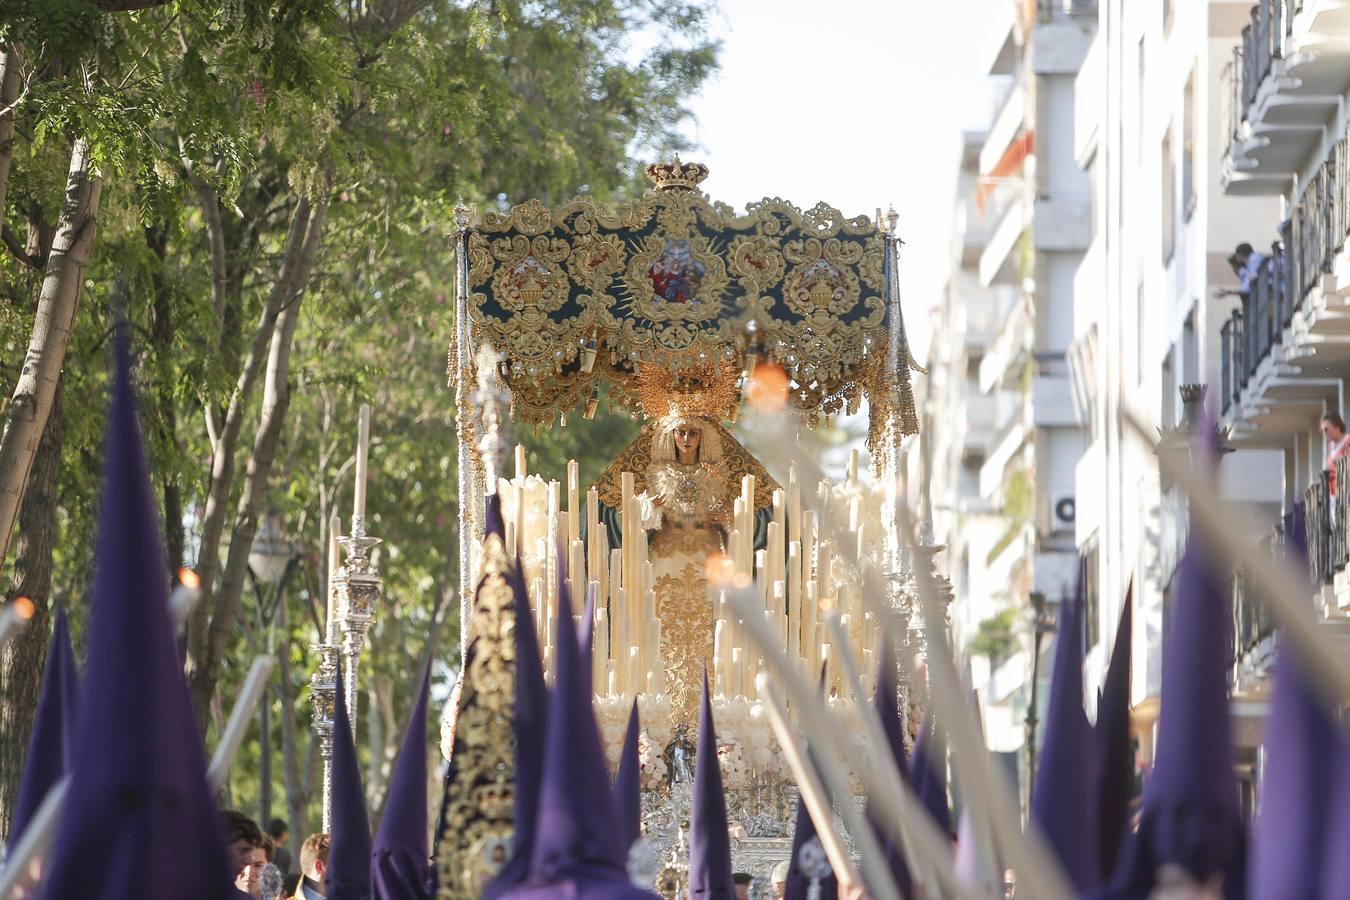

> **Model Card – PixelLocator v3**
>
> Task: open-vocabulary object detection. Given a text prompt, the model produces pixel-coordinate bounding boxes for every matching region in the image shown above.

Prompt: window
[1183,311,1198,384]
[1161,125,1176,262]
[1161,349,1176,429]
[1137,38,1147,161]
[966,353,983,385]
[1183,71,1196,220]
[1081,535,1101,651]
[1086,149,1100,243]
[1137,279,1147,384]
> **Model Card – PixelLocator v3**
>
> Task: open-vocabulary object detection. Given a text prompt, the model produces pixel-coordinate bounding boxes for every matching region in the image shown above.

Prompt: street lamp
[248,513,298,829]
[1024,591,1055,806]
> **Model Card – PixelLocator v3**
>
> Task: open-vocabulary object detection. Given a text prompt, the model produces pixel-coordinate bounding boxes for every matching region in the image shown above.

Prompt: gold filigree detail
[650,523,724,558]
[436,533,518,900]
[460,161,916,439]
[628,360,741,424]
[654,561,715,727]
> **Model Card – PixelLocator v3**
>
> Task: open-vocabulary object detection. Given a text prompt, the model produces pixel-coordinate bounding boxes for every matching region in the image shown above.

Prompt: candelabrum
[309,636,339,830]
[336,517,382,734]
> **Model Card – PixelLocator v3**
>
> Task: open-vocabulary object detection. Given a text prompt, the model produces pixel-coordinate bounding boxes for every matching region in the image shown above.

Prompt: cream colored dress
[639,460,730,726]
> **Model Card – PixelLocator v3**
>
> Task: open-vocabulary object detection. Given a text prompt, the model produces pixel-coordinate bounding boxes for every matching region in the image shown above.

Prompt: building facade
[932,0,1350,812]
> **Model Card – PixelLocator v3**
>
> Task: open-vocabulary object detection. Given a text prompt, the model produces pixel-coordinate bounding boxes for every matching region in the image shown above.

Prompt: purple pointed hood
[1031,574,1099,890]
[10,607,81,847]
[371,664,432,900]
[499,575,656,899]
[862,642,912,898]
[909,710,951,838]
[688,672,734,898]
[613,699,642,854]
[1094,586,1134,880]
[327,676,373,900]
[1250,506,1337,897]
[483,521,550,900]
[39,331,235,900]
[1113,527,1245,895]
[1320,736,1350,894]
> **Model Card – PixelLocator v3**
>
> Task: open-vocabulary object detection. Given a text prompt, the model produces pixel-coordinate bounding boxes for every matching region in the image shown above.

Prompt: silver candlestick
[336,516,382,735]
[309,636,339,830]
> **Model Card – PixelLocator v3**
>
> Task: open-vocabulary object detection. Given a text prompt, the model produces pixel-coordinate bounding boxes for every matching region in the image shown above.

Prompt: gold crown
[630,359,740,422]
[646,156,710,193]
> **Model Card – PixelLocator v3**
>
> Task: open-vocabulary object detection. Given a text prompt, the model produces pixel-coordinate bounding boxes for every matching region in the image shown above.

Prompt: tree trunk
[0,138,102,572]
[185,197,313,725]
[0,375,62,839]
[0,43,22,230]
[146,224,185,575]
[276,577,307,863]
[188,197,328,731]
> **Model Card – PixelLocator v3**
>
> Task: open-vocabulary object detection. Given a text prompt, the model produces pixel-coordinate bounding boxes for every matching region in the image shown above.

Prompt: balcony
[1221,0,1350,195]
[979,182,1030,287]
[1230,524,1283,695]
[1032,0,1095,77]
[1219,129,1350,431]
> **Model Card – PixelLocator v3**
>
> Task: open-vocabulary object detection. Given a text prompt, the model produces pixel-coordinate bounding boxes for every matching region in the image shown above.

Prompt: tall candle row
[493,447,884,705]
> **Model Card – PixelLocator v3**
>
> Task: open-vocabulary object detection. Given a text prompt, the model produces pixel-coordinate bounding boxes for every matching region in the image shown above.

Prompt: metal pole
[259,684,271,826]
[451,204,477,660]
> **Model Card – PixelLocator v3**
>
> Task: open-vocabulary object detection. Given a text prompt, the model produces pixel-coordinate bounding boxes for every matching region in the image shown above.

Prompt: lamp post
[1024,590,1055,808]
[248,513,299,829]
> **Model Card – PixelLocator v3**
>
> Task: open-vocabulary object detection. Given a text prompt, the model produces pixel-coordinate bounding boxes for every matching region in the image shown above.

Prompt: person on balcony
[1216,242,1267,299]
[1323,414,1350,509]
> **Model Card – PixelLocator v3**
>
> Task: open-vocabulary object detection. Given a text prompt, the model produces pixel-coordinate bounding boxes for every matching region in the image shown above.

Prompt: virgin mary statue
[592,362,777,726]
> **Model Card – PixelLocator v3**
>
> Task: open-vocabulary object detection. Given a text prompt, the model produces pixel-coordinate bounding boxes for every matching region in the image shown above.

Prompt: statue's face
[674,425,702,457]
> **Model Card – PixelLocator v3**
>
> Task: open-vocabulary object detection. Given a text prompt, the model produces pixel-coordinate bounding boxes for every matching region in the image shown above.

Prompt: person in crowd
[268,818,294,878]
[222,810,268,897]
[292,832,330,900]
[1323,413,1350,500]
[732,871,753,899]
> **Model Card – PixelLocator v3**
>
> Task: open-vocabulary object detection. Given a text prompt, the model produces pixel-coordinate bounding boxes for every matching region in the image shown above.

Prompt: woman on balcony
[1322,413,1350,502]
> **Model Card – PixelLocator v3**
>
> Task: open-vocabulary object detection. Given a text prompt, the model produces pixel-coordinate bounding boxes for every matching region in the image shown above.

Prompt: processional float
[432,160,935,895]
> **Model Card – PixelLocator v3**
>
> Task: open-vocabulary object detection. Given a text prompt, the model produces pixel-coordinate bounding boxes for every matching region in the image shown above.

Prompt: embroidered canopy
[458,160,919,437]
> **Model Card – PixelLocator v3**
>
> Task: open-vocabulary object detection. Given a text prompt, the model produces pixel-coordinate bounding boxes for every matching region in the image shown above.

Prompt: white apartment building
[922,131,1026,764]
[923,0,1096,802]
[1069,0,1350,805]
[1211,1,1350,702]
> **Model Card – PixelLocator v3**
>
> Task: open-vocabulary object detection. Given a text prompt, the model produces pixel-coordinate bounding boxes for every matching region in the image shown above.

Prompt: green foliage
[968,607,1020,667]
[2,0,717,836]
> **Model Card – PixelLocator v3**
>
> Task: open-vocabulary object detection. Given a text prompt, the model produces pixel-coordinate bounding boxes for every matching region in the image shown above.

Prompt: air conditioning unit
[1053,496,1076,528]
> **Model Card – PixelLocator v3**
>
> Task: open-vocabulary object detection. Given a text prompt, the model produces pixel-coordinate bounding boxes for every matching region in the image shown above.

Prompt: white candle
[326,515,341,643]
[353,404,370,521]
[208,656,275,790]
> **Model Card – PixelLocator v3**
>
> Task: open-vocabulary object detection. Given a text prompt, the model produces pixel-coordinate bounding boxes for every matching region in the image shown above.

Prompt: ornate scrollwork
[460,163,916,438]
[436,532,518,899]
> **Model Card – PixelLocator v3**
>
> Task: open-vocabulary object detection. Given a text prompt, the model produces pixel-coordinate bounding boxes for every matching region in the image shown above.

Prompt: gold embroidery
[654,561,715,728]
[459,162,915,439]
[650,523,724,558]
[436,533,517,899]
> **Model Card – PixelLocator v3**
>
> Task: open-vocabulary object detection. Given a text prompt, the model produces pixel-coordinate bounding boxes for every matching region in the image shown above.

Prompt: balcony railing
[1219,133,1350,415]
[1218,238,1290,417]
[1304,470,1334,584]
[1226,1,1296,144]
[1233,508,1297,681]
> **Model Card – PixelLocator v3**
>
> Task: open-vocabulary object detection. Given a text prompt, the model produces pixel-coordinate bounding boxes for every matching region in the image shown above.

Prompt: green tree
[1,0,717,842]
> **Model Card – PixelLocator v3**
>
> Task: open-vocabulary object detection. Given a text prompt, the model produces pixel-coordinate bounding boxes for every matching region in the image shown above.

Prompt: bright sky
[680,0,999,364]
